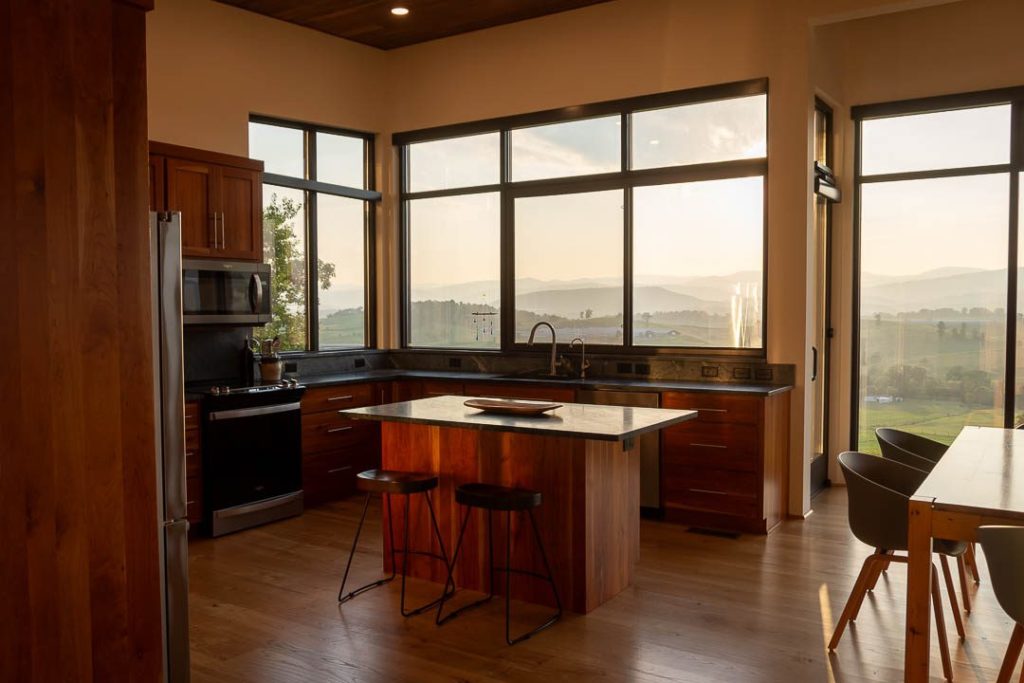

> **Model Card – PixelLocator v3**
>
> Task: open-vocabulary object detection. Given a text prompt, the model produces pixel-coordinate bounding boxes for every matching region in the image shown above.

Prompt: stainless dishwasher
[576,389,662,511]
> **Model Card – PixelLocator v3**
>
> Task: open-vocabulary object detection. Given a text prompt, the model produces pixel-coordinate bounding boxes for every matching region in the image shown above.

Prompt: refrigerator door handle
[159,212,187,521]
[164,519,191,683]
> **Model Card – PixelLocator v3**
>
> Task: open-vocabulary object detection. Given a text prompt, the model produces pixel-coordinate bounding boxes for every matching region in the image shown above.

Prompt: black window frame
[850,85,1024,448]
[249,114,381,353]
[395,77,770,357]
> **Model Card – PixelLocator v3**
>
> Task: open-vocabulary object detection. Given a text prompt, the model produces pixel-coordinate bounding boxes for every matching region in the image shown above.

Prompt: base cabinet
[660,391,790,534]
[301,383,386,507]
[185,400,203,526]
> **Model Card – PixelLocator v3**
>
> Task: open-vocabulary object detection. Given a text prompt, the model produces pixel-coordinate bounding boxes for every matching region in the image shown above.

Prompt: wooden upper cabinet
[150,141,264,261]
[166,157,217,257]
[148,154,165,211]
[218,166,262,260]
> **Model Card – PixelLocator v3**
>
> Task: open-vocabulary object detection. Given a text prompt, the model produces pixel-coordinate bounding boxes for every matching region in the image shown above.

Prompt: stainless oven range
[201,380,306,537]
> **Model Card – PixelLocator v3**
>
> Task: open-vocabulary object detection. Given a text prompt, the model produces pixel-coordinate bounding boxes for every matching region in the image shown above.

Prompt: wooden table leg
[905,496,935,682]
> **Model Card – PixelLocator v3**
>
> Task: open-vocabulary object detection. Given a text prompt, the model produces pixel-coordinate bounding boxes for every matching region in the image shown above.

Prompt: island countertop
[341,394,697,441]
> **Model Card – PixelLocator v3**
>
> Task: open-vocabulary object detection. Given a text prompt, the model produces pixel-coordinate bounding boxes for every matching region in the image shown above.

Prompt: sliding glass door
[853,94,1021,452]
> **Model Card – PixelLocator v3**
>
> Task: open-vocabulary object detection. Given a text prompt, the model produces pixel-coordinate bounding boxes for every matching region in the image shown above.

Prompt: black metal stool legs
[338,492,395,604]
[436,506,562,644]
[437,508,496,625]
[507,508,562,645]
[338,490,452,617]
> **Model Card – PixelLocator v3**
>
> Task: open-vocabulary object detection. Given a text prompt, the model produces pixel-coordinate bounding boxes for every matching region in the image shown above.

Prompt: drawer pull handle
[187,500,197,505]
[696,408,728,413]
[328,466,353,474]
[690,442,727,449]
[689,488,728,496]
[327,394,355,402]
[327,426,354,434]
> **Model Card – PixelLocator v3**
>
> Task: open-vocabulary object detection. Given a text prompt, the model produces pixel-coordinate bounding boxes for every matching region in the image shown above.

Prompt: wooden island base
[379,421,639,614]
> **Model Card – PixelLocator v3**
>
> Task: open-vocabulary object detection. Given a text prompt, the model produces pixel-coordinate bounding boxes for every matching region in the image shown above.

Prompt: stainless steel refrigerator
[150,211,190,683]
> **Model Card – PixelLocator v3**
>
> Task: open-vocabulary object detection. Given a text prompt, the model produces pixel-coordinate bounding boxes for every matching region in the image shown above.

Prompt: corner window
[398,80,769,353]
[248,117,378,351]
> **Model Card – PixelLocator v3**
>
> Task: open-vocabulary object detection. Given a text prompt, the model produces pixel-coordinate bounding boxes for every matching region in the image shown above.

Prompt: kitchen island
[343,395,697,613]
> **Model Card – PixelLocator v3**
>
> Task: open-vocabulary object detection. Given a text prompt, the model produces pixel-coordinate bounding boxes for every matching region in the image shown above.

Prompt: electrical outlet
[617,362,633,374]
[353,357,366,368]
[449,357,462,369]
[701,366,719,378]
[755,368,774,381]
[635,363,651,375]
[732,367,752,380]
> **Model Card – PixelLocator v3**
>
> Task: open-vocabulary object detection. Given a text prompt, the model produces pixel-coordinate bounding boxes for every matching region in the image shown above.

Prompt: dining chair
[876,427,982,590]
[977,526,1024,683]
[830,451,968,681]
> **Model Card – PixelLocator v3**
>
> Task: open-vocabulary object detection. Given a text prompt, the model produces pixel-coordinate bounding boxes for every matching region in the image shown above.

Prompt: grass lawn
[858,398,1001,453]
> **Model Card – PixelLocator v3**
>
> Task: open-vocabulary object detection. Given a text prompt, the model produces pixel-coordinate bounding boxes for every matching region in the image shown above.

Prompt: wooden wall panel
[0,1,162,682]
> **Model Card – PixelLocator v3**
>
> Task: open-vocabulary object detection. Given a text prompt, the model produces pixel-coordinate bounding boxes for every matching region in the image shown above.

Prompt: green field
[858,398,1001,454]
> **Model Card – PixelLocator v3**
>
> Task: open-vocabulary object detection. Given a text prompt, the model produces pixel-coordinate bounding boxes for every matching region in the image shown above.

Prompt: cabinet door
[148,155,165,211]
[217,166,262,261]
[166,158,216,257]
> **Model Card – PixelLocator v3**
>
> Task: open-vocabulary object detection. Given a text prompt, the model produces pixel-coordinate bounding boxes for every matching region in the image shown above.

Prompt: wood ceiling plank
[213,0,614,49]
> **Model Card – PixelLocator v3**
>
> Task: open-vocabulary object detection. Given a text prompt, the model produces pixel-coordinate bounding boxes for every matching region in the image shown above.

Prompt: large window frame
[850,86,1024,446]
[395,78,770,356]
[250,114,381,352]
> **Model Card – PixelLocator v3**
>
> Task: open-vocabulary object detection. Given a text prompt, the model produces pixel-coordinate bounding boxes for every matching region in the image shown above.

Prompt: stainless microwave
[182,259,271,325]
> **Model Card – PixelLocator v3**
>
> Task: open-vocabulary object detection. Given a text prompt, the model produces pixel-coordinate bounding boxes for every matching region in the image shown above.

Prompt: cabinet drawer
[303,450,373,506]
[302,411,378,455]
[185,444,202,479]
[185,401,201,430]
[662,422,761,472]
[662,466,759,498]
[185,476,203,523]
[302,383,377,414]
[664,490,758,519]
[463,382,575,403]
[662,391,762,426]
[421,380,464,397]
[185,426,200,451]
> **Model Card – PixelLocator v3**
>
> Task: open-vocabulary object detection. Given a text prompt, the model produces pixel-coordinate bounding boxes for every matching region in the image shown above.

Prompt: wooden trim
[149,140,264,171]
[114,0,154,9]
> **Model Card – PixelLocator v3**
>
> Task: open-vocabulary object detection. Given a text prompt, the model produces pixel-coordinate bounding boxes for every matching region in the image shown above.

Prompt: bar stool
[338,469,452,617]
[436,483,562,645]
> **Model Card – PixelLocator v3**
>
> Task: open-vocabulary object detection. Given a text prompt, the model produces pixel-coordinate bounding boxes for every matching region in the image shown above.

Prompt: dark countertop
[342,395,698,441]
[293,368,793,396]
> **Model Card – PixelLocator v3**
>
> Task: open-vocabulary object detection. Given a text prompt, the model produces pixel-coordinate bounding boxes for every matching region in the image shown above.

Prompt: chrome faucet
[527,321,558,376]
[569,337,588,380]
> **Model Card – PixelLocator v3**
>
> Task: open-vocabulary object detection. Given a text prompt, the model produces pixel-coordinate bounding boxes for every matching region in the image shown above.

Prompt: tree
[260,193,336,350]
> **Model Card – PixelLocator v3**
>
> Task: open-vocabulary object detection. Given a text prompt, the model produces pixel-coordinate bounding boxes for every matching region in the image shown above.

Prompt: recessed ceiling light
[649,139,660,145]
[391,6,409,15]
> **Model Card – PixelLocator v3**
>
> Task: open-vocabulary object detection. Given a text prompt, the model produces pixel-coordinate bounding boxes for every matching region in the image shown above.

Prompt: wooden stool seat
[356,469,438,495]
[455,483,542,511]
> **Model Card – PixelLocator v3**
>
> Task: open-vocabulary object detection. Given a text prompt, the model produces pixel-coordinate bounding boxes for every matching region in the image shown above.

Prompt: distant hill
[515,285,725,317]
[861,268,1013,314]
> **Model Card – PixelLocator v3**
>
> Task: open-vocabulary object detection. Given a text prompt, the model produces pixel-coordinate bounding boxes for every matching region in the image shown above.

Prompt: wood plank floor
[187,487,1021,682]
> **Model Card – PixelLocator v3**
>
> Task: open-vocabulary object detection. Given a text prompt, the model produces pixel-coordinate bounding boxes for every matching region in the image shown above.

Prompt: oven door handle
[208,402,301,421]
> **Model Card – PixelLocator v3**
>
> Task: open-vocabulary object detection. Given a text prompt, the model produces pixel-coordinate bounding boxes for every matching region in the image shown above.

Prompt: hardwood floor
[188,487,1020,682]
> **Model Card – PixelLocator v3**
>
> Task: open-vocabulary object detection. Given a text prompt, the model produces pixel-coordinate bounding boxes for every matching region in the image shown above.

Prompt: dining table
[905,426,1024,681]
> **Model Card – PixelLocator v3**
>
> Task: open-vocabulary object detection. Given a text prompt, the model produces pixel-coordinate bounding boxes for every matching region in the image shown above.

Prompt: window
[398,79,769,353]
[248,117,378,351]
[853,90,1024,452]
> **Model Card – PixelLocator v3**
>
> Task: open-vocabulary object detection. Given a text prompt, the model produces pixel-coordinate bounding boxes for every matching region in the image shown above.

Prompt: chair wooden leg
[829,554,878,651]
[955,555,972,613]
[931,564,954,681]
[867,549,891,592]
[997,623,1024,683]
[939,555,965,641]
[966,543,981,585]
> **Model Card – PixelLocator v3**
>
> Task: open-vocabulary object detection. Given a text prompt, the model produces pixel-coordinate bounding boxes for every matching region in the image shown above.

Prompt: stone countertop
[341,395,698,442]
[294,369,793,395]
